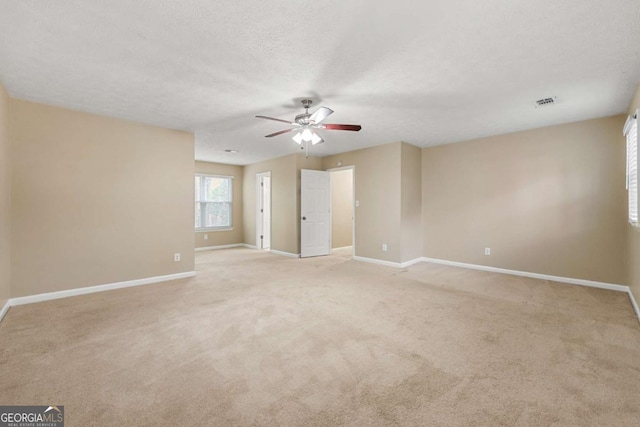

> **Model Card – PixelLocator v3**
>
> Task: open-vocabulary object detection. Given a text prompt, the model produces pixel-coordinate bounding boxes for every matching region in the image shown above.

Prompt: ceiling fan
[256,99,362,157]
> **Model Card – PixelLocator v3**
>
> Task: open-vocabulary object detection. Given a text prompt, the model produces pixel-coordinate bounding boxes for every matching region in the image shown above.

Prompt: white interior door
[256,172,271,250]
[301,169,330,258]
[263,176,271,249]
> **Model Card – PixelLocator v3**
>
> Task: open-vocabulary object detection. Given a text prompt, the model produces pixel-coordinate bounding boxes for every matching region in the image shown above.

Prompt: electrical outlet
[484,247,491,256]
[382,244,388,252]
[204,234,208,240]
[355,200,360,207]
[174,253,181,262]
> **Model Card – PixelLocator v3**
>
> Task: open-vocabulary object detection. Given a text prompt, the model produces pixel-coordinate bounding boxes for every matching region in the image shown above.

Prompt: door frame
[327,165,355,258]
[256,171,271,250]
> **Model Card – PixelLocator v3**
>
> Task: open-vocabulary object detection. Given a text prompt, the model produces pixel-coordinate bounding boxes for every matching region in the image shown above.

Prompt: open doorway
[329,167,354,256]
[256,171,271,250]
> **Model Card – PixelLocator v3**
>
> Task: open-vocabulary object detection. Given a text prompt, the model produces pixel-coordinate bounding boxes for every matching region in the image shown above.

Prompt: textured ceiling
[1,1,639,165]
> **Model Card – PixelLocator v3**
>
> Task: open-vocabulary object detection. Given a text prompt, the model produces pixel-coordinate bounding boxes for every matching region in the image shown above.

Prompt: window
[625,111,638,225]
[195,174,233,230]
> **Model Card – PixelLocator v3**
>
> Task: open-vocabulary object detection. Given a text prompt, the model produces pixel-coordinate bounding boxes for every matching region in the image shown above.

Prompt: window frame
[625,110,638,227]
[195,173,234,231]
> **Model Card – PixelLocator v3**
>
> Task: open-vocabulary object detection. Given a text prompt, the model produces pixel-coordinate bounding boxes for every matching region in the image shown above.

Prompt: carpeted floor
[1,247,639,426]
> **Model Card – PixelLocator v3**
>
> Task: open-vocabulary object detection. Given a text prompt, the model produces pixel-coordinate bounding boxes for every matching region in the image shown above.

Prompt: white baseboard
[354,255,639,322]
[195,243,243,252]
[353,255,423,269]
[353,255,402,268]
[0,300,10,324]
[270,249,300,258]
[421,257,628,293]
[628,289,640,322]
[9,271,196,307]
[243,244,257,249]
[400,258,424,268]
[332,246,353,251]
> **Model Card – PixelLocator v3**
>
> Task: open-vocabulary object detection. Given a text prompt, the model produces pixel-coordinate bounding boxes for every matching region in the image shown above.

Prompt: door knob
[302,216,306,220]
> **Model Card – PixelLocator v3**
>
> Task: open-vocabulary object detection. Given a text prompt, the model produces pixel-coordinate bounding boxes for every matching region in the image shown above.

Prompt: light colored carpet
[1,248,639,426]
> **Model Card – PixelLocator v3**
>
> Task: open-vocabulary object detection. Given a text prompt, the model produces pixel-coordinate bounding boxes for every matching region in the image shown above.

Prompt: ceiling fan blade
[256,115,294,125]
[321,124,362,132]
[265,128,295,138]
[309,107,334,124]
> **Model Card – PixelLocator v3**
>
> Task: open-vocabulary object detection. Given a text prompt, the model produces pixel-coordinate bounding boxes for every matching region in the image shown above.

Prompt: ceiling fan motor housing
[295,113,311,125]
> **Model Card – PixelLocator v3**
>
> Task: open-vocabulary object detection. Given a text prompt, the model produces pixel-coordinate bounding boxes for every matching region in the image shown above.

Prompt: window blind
[625,112,638,225]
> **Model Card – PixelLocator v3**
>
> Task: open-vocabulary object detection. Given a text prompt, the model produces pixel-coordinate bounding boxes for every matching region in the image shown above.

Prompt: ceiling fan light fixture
[292,132,303,145]
[310,132,323,145]
[301,128,314,142]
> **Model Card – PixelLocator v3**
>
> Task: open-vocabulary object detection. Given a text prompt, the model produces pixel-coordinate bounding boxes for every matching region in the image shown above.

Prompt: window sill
[196,227,234,233]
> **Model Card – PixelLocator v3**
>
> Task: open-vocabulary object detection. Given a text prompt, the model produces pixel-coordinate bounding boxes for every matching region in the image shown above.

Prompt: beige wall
[330,169,353,249]
[422,115,627,284]
[243,154,298,254]
[401,143,422,262]
[194,161,243,249]
[10,99,195,298]
[627,84,640,299]
[3,91,626,303]
[0,83,10,308]
[322,143,403,262]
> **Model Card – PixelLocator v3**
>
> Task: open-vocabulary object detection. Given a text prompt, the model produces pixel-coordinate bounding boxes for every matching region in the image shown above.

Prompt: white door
[256,172,271,249]
[301,169,331,258]
[263,176,271,249]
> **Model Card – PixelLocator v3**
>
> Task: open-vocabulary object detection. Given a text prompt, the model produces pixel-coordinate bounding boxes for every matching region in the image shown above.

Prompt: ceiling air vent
[534,97,557,108]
